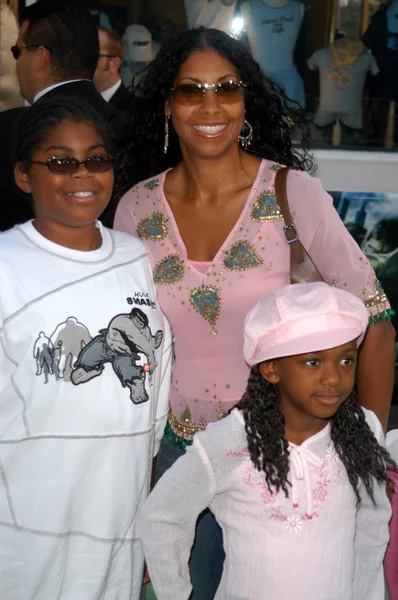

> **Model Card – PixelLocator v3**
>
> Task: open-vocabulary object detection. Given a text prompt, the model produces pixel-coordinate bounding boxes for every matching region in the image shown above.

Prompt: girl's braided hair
[235,365,395,504]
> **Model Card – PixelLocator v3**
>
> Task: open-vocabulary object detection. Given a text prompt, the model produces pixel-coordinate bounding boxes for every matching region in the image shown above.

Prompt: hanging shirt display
[387,0,398,34]
[121,25,154,88]
[184,0,238,34]
[308,40,379,129]
[245,0,306,107]
[362,3,398,101]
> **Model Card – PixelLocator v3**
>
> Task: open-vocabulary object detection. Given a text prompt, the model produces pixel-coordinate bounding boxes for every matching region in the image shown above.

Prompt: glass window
[14,0,397,152]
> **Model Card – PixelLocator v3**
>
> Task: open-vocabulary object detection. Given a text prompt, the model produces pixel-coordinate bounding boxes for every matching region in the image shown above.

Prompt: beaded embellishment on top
[180,405,192,424]
[144,178,160,190]
[251,191,283,221]
[224,241,263,271]
[153,254,185,284]
[363,279,388,308]
[137,212,168,240]
[189,285,221,334]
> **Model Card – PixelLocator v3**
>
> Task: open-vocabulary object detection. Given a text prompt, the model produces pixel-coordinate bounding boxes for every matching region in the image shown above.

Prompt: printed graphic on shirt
[33,308,163,404]
[33,317,91,384]
[261,16,293,35]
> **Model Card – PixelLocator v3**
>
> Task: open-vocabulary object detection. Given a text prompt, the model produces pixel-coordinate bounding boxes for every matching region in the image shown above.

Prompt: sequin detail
[362,279,388,308]
[271,164,283,172]
[137,212,168,240]
[190,285,220,329]
[180,405,192,424]
[144,179,160,190]
[251,192,283,221]
[168,409,206,439]
[153,254,184,284]
[224,241,263,271]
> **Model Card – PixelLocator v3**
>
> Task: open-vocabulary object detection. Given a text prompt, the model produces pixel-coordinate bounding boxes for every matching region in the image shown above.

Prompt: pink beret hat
[244,282,369,367]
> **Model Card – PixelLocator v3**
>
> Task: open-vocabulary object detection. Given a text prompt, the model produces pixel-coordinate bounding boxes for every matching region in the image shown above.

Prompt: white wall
[314,150,398,193]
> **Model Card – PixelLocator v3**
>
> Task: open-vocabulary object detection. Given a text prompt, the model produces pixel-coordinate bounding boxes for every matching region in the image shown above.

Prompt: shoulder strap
[274,167,305,265]
[274,166,324,284]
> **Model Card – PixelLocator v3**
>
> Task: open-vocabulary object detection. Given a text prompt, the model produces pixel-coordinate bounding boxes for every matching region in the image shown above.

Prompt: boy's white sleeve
[138,434,216,600]
[154,316,172,456]
[0,309,13,397]
[353,411,391,600]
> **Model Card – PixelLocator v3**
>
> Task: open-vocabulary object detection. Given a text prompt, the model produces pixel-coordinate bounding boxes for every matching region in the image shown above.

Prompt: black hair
[14,96,111,173]
[130,307,149,327]
[20,0,99,80]
[114,27,313,199]
[235,365,395,504]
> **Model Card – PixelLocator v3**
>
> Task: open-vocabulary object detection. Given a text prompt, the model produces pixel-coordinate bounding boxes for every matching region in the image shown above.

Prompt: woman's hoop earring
[164,115,170,154]
[238,120,253,150]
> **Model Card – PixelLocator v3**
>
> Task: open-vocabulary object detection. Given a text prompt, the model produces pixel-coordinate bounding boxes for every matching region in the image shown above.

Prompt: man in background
[0,0,126,231]
[93,26,131,111]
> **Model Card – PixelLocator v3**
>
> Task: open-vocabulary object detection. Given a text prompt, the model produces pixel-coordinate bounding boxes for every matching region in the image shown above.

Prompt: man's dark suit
[108,81,131,113]
[0,80,127,231]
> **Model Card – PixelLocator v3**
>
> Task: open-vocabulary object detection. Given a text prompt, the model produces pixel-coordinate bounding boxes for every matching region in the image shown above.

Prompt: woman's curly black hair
[114,27,314,202]
[235,365,395,504]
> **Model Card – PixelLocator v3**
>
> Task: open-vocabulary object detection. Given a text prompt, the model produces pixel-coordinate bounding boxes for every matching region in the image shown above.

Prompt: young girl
[139,282,393,600]
[0,97,172,599]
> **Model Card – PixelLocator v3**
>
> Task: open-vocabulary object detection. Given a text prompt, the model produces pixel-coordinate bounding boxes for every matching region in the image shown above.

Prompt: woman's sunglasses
[170,81,246,106]
[30,154,114,175]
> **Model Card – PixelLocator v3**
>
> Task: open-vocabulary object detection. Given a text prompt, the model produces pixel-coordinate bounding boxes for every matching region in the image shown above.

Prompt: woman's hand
[143,565,151,585]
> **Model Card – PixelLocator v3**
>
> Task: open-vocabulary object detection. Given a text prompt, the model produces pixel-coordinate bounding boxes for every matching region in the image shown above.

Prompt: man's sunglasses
[11,44,52,60]
[170,81,246,106]
[30,154,114,175]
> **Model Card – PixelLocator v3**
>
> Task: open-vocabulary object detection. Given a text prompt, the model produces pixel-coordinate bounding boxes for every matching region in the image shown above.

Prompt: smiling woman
[113,26,395,600]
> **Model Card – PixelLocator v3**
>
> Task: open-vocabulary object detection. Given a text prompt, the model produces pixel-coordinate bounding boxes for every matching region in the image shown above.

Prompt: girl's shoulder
[199,409,247,453]
[361,408,384,445]
[193,409,248,477]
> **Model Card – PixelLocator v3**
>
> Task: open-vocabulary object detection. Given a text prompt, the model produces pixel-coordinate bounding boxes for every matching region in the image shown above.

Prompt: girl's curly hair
[235,365,395,504]
[114,27,314,203]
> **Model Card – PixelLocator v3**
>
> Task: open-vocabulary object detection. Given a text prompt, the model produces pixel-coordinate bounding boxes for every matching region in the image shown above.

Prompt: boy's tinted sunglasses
[30,154,114,175]
[170,81,246,106]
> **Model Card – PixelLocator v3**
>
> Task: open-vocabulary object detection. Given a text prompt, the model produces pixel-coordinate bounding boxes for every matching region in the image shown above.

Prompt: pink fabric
[385,467,398,600]
[244,281,368,365]
[114,160,390,440]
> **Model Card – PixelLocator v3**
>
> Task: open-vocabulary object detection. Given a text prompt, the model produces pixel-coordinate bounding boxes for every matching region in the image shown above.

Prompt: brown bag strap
[275,166,324,284]
[274,167,305,265]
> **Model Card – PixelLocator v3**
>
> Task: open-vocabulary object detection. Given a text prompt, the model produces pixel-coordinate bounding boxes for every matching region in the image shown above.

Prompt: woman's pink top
[114,160,390,440]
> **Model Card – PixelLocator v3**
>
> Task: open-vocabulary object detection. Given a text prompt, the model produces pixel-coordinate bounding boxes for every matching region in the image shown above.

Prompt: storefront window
[3,0,398,151]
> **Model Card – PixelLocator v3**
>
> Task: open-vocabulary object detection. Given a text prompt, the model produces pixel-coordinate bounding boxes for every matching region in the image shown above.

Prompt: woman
[114,27,395,599]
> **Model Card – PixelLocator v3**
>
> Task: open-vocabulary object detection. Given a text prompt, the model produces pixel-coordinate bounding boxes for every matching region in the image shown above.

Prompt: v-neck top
[114,160,390,440]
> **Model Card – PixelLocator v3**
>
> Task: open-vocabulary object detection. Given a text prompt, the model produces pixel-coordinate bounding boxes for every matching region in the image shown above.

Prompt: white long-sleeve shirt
[0,221,172,600]
[139,407,390,600]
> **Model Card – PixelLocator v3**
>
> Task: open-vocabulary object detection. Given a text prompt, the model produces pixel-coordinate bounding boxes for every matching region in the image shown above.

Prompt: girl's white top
[139,407,391,600]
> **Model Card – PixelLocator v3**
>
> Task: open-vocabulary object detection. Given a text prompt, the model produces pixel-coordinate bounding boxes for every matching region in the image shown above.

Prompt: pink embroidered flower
[285,516,303,533]
[326,444,339,463]
[225,447,248,457]
[313,485,328,502]
[260,488,276,505]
